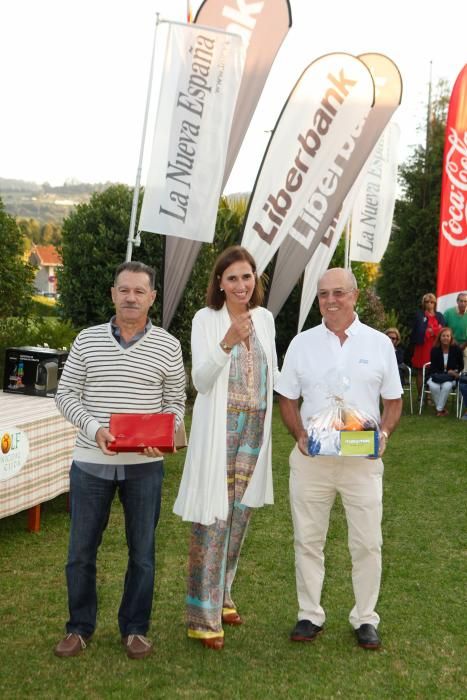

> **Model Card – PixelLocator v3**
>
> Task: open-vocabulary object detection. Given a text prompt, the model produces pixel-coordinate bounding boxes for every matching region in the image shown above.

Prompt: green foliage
[377,83,449,336]
[357,287,393,332]
[58,188,245,361]
[16,218,61,246]
[0,197,36,318]
[31,296,60,317]
[57,185,163,328]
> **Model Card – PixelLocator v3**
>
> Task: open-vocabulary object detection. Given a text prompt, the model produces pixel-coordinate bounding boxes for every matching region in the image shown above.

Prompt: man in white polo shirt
[276,267,402,650]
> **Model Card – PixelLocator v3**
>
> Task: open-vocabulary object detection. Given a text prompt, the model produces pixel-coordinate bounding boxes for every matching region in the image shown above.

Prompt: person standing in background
[410,293,445,400]
[443,292,467,357]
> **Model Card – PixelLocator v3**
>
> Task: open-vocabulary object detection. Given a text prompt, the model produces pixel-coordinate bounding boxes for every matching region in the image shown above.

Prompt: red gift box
[108,413,175,453]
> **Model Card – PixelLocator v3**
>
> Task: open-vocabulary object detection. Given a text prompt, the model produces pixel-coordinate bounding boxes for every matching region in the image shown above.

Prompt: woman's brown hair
[433,327,454,348]
[206,245,264,310]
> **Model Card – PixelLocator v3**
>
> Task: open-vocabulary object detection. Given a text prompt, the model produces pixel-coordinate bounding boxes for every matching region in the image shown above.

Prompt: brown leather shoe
[122,634,153,659]
[201,636,224,650]
[222,611,243,625]
[54,633,89,657]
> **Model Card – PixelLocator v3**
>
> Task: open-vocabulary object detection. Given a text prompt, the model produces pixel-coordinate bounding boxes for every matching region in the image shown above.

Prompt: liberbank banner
[437,64,467,313]
[241,53,375,275]
[265,53,402,317]
[162,0,292,329]
[139,22,244,242]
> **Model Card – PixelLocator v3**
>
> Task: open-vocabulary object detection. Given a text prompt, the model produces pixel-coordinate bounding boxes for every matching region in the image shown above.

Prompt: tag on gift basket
[306,374,379,458]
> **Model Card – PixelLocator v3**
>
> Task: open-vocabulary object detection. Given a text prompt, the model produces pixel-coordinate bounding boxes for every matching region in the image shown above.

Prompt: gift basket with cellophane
[306,373,380,457]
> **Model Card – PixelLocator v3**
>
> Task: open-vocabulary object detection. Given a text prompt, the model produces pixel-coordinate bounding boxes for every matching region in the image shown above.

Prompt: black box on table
[3,347,68,397]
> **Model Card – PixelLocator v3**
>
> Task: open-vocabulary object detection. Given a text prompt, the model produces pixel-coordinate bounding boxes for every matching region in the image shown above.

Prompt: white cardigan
[173,305,280,526]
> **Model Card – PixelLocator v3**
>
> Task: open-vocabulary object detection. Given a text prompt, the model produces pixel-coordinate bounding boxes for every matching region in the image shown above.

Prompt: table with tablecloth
[0,392,77,531]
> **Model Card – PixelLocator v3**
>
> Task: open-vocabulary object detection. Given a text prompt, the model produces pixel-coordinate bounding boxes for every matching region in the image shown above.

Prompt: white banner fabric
[139,23,244,242]
[241,53,375,275]
[297,161,370,331]
[162,0,291,329]
[266,53,402,318]
[349,122,400,263]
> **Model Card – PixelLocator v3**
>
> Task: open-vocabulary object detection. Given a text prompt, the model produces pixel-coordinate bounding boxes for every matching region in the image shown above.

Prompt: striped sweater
[56,322,186,464]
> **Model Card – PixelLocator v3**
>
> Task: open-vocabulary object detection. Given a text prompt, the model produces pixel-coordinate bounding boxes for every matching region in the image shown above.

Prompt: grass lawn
[0,403,465,699]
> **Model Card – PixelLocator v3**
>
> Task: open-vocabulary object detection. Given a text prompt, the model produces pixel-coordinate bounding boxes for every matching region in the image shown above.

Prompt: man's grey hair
[457,292,467,302]
[317,267,358,290]
[114,261,156,290]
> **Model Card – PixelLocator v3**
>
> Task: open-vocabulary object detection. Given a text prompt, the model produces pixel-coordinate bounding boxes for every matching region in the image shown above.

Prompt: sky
[2,0,466,195]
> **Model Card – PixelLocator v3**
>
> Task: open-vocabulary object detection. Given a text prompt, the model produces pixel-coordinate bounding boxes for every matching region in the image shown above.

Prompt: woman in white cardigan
[174,246,279,649]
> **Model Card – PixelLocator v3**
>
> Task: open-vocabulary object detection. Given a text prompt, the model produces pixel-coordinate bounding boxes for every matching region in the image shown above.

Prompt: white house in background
[29,244,62,296]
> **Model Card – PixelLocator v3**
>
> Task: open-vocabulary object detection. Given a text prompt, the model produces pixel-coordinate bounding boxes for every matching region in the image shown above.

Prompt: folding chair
[457,377,466,419]
[419,362,460,415]
[399,363,413,414]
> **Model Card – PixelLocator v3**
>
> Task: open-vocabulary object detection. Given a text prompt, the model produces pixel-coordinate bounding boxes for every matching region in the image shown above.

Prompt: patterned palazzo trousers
[186,406,266,638]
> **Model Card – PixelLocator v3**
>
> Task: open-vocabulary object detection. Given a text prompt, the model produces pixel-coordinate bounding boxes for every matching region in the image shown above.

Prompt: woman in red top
[410,293,445,399]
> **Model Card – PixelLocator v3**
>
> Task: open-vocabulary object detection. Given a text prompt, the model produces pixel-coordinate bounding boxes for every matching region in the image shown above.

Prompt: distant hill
[0,177,116,223]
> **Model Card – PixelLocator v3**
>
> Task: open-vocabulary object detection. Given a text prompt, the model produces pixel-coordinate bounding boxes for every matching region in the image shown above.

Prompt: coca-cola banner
[265,53,402,317]
[350,121,400,263]
[241,53,375,276]
[163,0,292,329]
[139,22,244,242]
[437,64,467,313]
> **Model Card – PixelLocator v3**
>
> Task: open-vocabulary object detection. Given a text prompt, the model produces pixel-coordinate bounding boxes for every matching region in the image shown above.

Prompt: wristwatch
[381,430,389,440]
[220,340,232,352]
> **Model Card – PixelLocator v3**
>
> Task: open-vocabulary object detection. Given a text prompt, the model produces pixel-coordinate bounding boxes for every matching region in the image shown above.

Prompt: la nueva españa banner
[162,0,292,329]
[138,22,244,242]
[350,121,400,263]
[437,64,467,312]
[265,53,402,317]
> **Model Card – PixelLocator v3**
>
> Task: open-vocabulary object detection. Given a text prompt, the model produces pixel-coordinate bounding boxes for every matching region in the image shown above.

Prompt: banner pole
[344,220,351,269]
[125,13,161,262]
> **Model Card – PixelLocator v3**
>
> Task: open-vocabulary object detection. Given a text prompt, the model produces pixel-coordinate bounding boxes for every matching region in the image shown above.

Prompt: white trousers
[427,378,455,411]
[289,445,384,629]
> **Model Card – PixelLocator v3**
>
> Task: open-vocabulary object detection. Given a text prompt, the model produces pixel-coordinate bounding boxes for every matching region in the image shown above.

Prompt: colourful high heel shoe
[222,611,243,625]
[201,636,224,650]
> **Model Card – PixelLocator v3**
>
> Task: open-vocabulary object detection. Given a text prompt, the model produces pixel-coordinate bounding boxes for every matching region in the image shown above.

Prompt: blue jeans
[65,461,164,638]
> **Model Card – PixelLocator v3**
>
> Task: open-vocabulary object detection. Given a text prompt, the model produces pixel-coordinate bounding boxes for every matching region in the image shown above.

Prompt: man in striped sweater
[54,261,185,660]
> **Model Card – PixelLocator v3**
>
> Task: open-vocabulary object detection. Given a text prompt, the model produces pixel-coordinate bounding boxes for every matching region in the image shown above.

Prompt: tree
[377,82,450,334]
[0,197,35,318]
[57,188,243,360]
[57,185,163,328]
[18,217,41,243]
[41,222,61,245]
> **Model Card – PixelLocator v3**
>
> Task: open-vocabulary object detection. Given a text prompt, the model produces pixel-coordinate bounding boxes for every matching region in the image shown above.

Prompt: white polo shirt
[276,315,403,425]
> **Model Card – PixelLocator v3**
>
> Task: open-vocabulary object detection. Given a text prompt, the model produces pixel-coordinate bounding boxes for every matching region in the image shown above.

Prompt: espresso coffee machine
[3,346,68,397]
[34,360,59,395]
